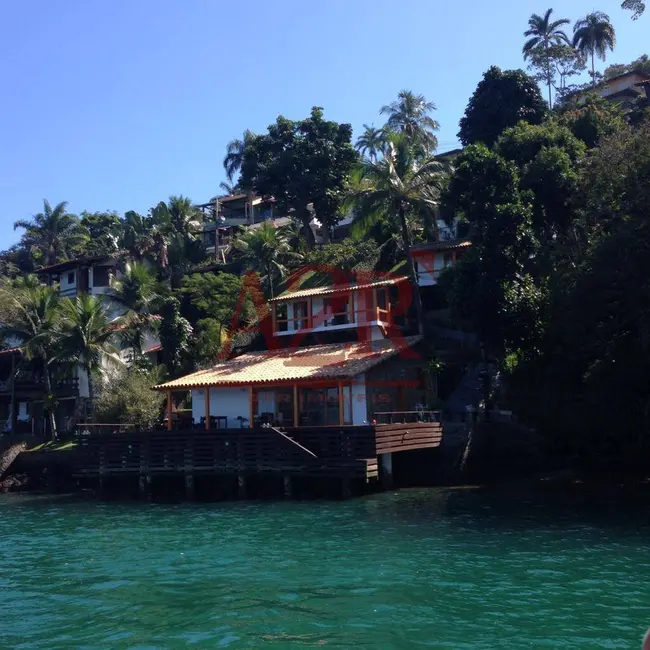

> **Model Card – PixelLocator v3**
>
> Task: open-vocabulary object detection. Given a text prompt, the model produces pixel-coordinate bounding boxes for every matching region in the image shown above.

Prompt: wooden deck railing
[373,410,441,424]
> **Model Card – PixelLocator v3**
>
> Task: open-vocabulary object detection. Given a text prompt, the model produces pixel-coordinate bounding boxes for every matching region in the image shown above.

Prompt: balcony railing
[275,307,392,333]
[0,375,79,393]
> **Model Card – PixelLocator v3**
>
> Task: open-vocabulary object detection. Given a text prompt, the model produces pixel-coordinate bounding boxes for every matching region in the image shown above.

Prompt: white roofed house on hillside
[565,69,650,110]
[1,256,163,436]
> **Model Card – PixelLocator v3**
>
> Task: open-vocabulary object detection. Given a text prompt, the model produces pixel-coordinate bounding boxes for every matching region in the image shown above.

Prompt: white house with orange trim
[153,271,433,430]
[411,240,471,287]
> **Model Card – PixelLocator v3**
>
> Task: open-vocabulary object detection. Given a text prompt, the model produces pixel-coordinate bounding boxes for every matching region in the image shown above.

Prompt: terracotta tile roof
[270,276,410,303]
[154,336,422,390]
[411,240,472,254]
[0,347,22,357]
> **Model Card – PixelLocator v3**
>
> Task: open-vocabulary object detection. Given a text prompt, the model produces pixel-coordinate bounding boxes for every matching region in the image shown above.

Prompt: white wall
[192,386,250,428]
[17,401,29,422]
[417,253,445,286]
[352,374,367,425]
[59,269,77,296]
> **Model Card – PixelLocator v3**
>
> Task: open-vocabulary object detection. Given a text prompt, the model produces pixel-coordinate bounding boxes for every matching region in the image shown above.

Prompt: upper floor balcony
[269,276,410,337]
[411,240,471,287]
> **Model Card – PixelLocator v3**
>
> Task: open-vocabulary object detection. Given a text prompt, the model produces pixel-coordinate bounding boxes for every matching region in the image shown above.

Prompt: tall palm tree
[57,294,124,405]
[14,200,87,267]
[234,222,300,298]
[0,278,62,438]
[223,129,254,182]
[355,124,386,162]
[380,91,440,155]
[573,12,616,84]
[109,261,160,358]
[523,8,571,107]
[346,133,448,333]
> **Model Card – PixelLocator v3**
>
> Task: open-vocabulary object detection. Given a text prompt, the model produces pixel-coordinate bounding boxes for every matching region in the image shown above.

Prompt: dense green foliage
[458,67,548,147]
[3,8,649,463]
[240,107,358,247]
[94,367,166,428]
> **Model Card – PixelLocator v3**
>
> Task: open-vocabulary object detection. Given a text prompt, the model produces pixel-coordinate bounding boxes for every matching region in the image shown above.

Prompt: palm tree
[14,200,87,267]
[573,12,616,84]
[152,196,202,238]
[219,181,237,195]
[234,222,300,298]
[57,294,124,405]
[109,261,160,358]
[149,197,205,285]
[121,211,154,261]
[523,8,571,107]
[355,124,386,162]
[0,278,62,438]
[346,133,448,333]
[380,91,440,154]
[223,129,254,182]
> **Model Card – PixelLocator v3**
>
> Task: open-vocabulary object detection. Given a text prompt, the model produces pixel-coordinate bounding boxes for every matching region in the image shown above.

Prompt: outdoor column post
[293,384,299,427]
[204,385,211,431]
[338,381,344,425]
[167,390,173,431]
[249,386,254,429]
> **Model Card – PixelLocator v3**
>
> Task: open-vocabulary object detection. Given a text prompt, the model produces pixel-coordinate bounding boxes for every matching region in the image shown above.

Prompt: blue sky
[0,0,645,248]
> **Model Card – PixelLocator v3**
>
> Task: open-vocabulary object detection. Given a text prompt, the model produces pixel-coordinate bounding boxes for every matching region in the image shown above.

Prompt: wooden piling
[283,475,293,498]
[237,474,247,499]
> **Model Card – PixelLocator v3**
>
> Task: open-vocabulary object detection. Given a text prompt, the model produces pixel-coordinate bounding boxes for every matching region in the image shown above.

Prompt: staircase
[443,362,497,421]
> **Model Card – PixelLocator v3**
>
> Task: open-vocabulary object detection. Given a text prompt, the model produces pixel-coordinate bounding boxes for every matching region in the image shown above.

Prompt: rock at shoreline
[0,473,29,492]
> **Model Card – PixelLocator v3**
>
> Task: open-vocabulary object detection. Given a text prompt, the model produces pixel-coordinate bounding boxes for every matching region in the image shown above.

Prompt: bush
[94,367,165,428]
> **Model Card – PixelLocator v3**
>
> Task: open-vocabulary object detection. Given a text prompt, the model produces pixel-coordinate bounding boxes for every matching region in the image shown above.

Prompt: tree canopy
[458,66,548,147]
[240,107,358,247]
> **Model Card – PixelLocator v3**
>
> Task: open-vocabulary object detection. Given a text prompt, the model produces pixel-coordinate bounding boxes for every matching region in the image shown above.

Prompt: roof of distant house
[411,240,472,253]
[35,256,116,274]
[154,336,422,390]
[270,275,410,303]
[564,68,650,100]
[0,347,22,357]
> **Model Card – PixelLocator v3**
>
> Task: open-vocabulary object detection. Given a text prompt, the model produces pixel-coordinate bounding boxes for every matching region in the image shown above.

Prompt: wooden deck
[73,423,442,483]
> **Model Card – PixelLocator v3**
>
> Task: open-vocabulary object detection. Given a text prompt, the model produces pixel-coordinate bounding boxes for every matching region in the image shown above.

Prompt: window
[443,252,454,268]
[323,297,350,326]
[293,301,308,330]
[93,266,111,288]
[275,304,288,332]
[67,272,75,285]
[298,385,352,426]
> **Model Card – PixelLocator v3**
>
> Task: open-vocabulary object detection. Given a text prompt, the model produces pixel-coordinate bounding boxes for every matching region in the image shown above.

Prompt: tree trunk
[43,364,58,441]
[267,264,275,299]
[591,50,595,86]
[398,206,425,335]
[299,210,315,250]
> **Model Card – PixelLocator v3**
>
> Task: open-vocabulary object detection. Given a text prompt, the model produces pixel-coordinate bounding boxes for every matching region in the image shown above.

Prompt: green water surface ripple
[1,489,649,649]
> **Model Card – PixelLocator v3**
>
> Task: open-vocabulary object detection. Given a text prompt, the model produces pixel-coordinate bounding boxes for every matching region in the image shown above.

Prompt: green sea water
[1,488,649,649]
